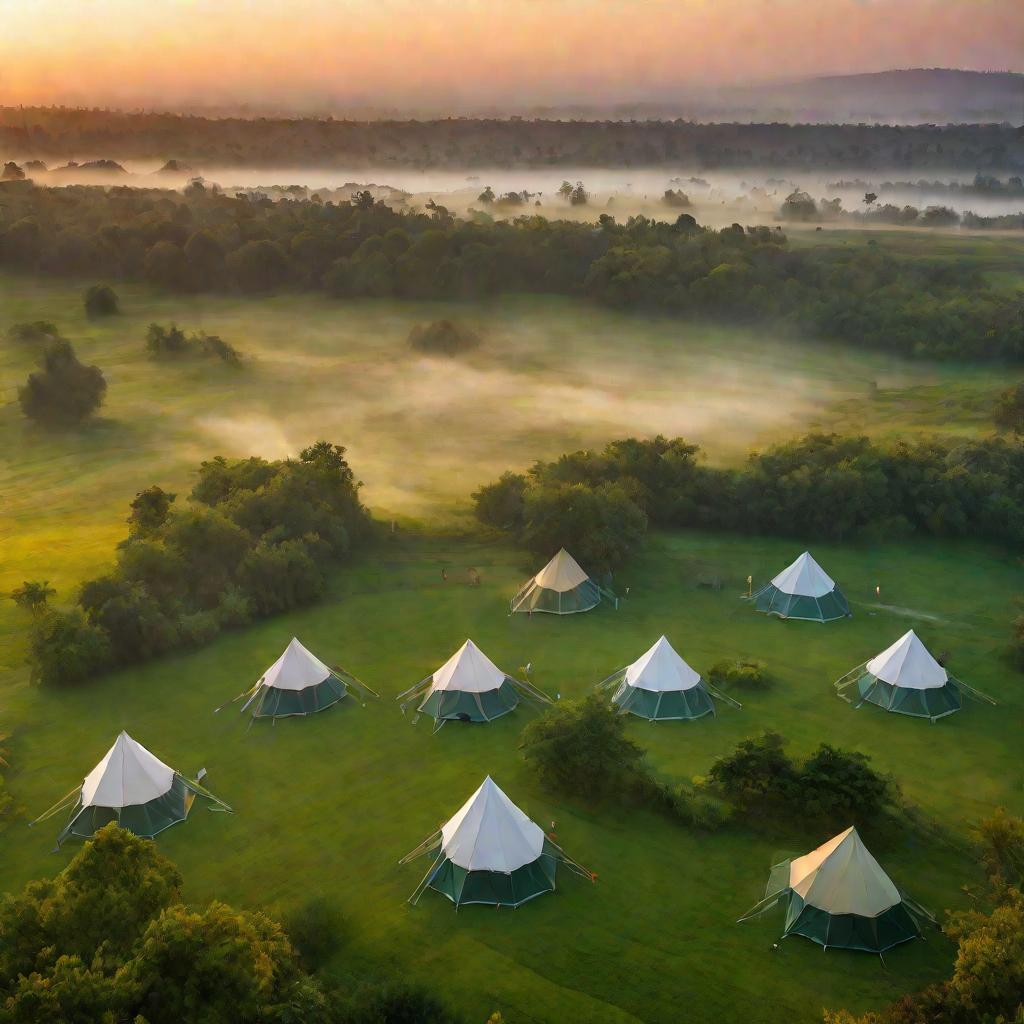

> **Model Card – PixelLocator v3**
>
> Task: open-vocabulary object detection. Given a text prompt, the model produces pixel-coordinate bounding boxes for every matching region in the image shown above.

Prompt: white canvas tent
[835,629,994,721]
[400,776,593,908]
[739,826,933,954]
[217,637,378,720]
[750,551,851,622]
[33,731,231,848]
[510,548,617,615]
[397,639,552,730]
[597,636,741,720]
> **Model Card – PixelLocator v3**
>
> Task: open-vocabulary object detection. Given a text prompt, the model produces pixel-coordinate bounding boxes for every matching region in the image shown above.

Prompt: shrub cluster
[706,659,773,692]
[145,322,242,365]
[29,442,371,686]
[519,695,728,830]
[1,184,1022,360]
[17,333,106,427]
[407,319,480,356]
[475,433,1024,567]
[706,731,896,828]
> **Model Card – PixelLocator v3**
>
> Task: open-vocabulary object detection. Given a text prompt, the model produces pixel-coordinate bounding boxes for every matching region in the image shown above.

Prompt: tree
[27,608,112,686]
[128,486,176,537]
[83,284,119,317]
[520,694,645,801]
[780,189,817,221]
[558,180,573,200]
[864,192,878,205]
[7,320,61,344]
[184,228,227,289]
[1,161,25,180]
[18,337,107,426]
[143,240,189,290]
[477,186,495,204]
[993,382,1024,434]
[472,472,527,531]
[227,239,291,293]
[9,580,56,615]
[570,181,589,206]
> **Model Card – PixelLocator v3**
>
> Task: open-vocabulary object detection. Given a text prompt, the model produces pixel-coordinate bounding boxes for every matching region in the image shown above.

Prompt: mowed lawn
[3,531,1023,1024]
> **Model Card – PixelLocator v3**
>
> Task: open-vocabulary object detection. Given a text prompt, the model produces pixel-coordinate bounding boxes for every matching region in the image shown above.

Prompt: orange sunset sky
[1,0,1021,112]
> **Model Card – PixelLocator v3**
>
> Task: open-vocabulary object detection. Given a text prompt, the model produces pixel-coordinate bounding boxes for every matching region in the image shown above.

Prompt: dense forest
[472,433,1024,571]
[2,182,1022,361]
[2,108,1023,171]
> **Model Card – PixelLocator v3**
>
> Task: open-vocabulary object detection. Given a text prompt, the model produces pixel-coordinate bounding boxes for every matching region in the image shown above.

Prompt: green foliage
[27,444,369,685]
[2,184,1021,360]
[993,382,1024,434]
[343,983,465,1024]
[17,337,106,427]
[27,608,111,686]
[83,284,119,317]
[518,481,647,571]
[9,580,55,615]
[0,824,337,1024]
[145,322,242,365]
[706,659,773,691]
[520,695,645,802]
[707,732,895,827]
[476,432,1024,553]
[973,808,1024,892]
[471,472,527,532]
[6,320,60,344]
[407,320,480,356]
[127,486,176,538]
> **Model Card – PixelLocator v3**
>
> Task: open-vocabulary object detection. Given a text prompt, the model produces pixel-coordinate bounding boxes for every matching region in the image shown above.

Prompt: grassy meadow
[2,531,1023,1024]
[1,246,1023,1023]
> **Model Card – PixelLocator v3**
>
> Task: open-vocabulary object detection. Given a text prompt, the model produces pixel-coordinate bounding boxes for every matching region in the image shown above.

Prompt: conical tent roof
[789,826,901,917]
[624,636,702,692]
[533,549,591,593]
[431,640,508,694]
[866,630,947,690]
[440,776,546,872]
[80,732,176,809]
[260,637,332,692]
[771,552,837,598]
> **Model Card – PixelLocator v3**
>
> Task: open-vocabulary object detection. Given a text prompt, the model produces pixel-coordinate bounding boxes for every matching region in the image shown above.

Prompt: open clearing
[2,531,1023,1023]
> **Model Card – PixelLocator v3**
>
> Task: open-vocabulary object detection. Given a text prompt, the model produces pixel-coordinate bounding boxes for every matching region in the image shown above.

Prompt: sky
[0,0,1021,113]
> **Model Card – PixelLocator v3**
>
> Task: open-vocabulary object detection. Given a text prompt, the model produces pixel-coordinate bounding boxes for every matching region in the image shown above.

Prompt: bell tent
[397,639,552,730]
[33,731,231,848]
[400,775,592,908]
[598,636,741,721]
[219,637,378,721]
[750,551,850,622]
[510,548,617,615]
[739,826,933,954]
[835,629,995,722]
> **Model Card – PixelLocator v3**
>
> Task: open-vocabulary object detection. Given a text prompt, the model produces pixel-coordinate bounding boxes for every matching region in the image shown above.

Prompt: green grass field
[2,250,1024,1023]
[2,531,1023,1023]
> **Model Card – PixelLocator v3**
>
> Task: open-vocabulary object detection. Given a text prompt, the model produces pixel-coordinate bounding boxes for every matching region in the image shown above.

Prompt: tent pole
[407,851,446,905]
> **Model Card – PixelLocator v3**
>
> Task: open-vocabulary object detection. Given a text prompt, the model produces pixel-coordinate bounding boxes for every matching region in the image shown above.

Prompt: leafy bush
[994,382,1024,435]
[344,983,465,1024]
[146,322,242,366]
[28,442,370,685]
[407,319,480,356]
[83,283,119,317]
[706,659,773,691]
[707,732,895,827]
[18,337,106,426]
[472,471,527,532]
[520,695,645,802]
[7,320,60,344]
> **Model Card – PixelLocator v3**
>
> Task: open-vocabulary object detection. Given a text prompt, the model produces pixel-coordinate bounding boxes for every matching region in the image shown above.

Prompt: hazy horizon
[2,0,1021,116]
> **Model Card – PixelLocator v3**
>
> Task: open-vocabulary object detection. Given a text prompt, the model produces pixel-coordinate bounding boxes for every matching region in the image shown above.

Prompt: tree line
[3,107,1022,170]
[1,182,1022,361]
[27,442,371,687]
[472,433,1024,571]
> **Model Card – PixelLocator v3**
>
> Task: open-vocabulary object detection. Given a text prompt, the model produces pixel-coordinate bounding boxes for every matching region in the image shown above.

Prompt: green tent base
[417,679,520,723]
[57,774,195,846]
[252,674,349,718]
[427,842,561,908]
[612,682,716,721]
[856,673,963,721]
[512,579,607,615]
[784,894,921,953]
[752,584,851,622]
